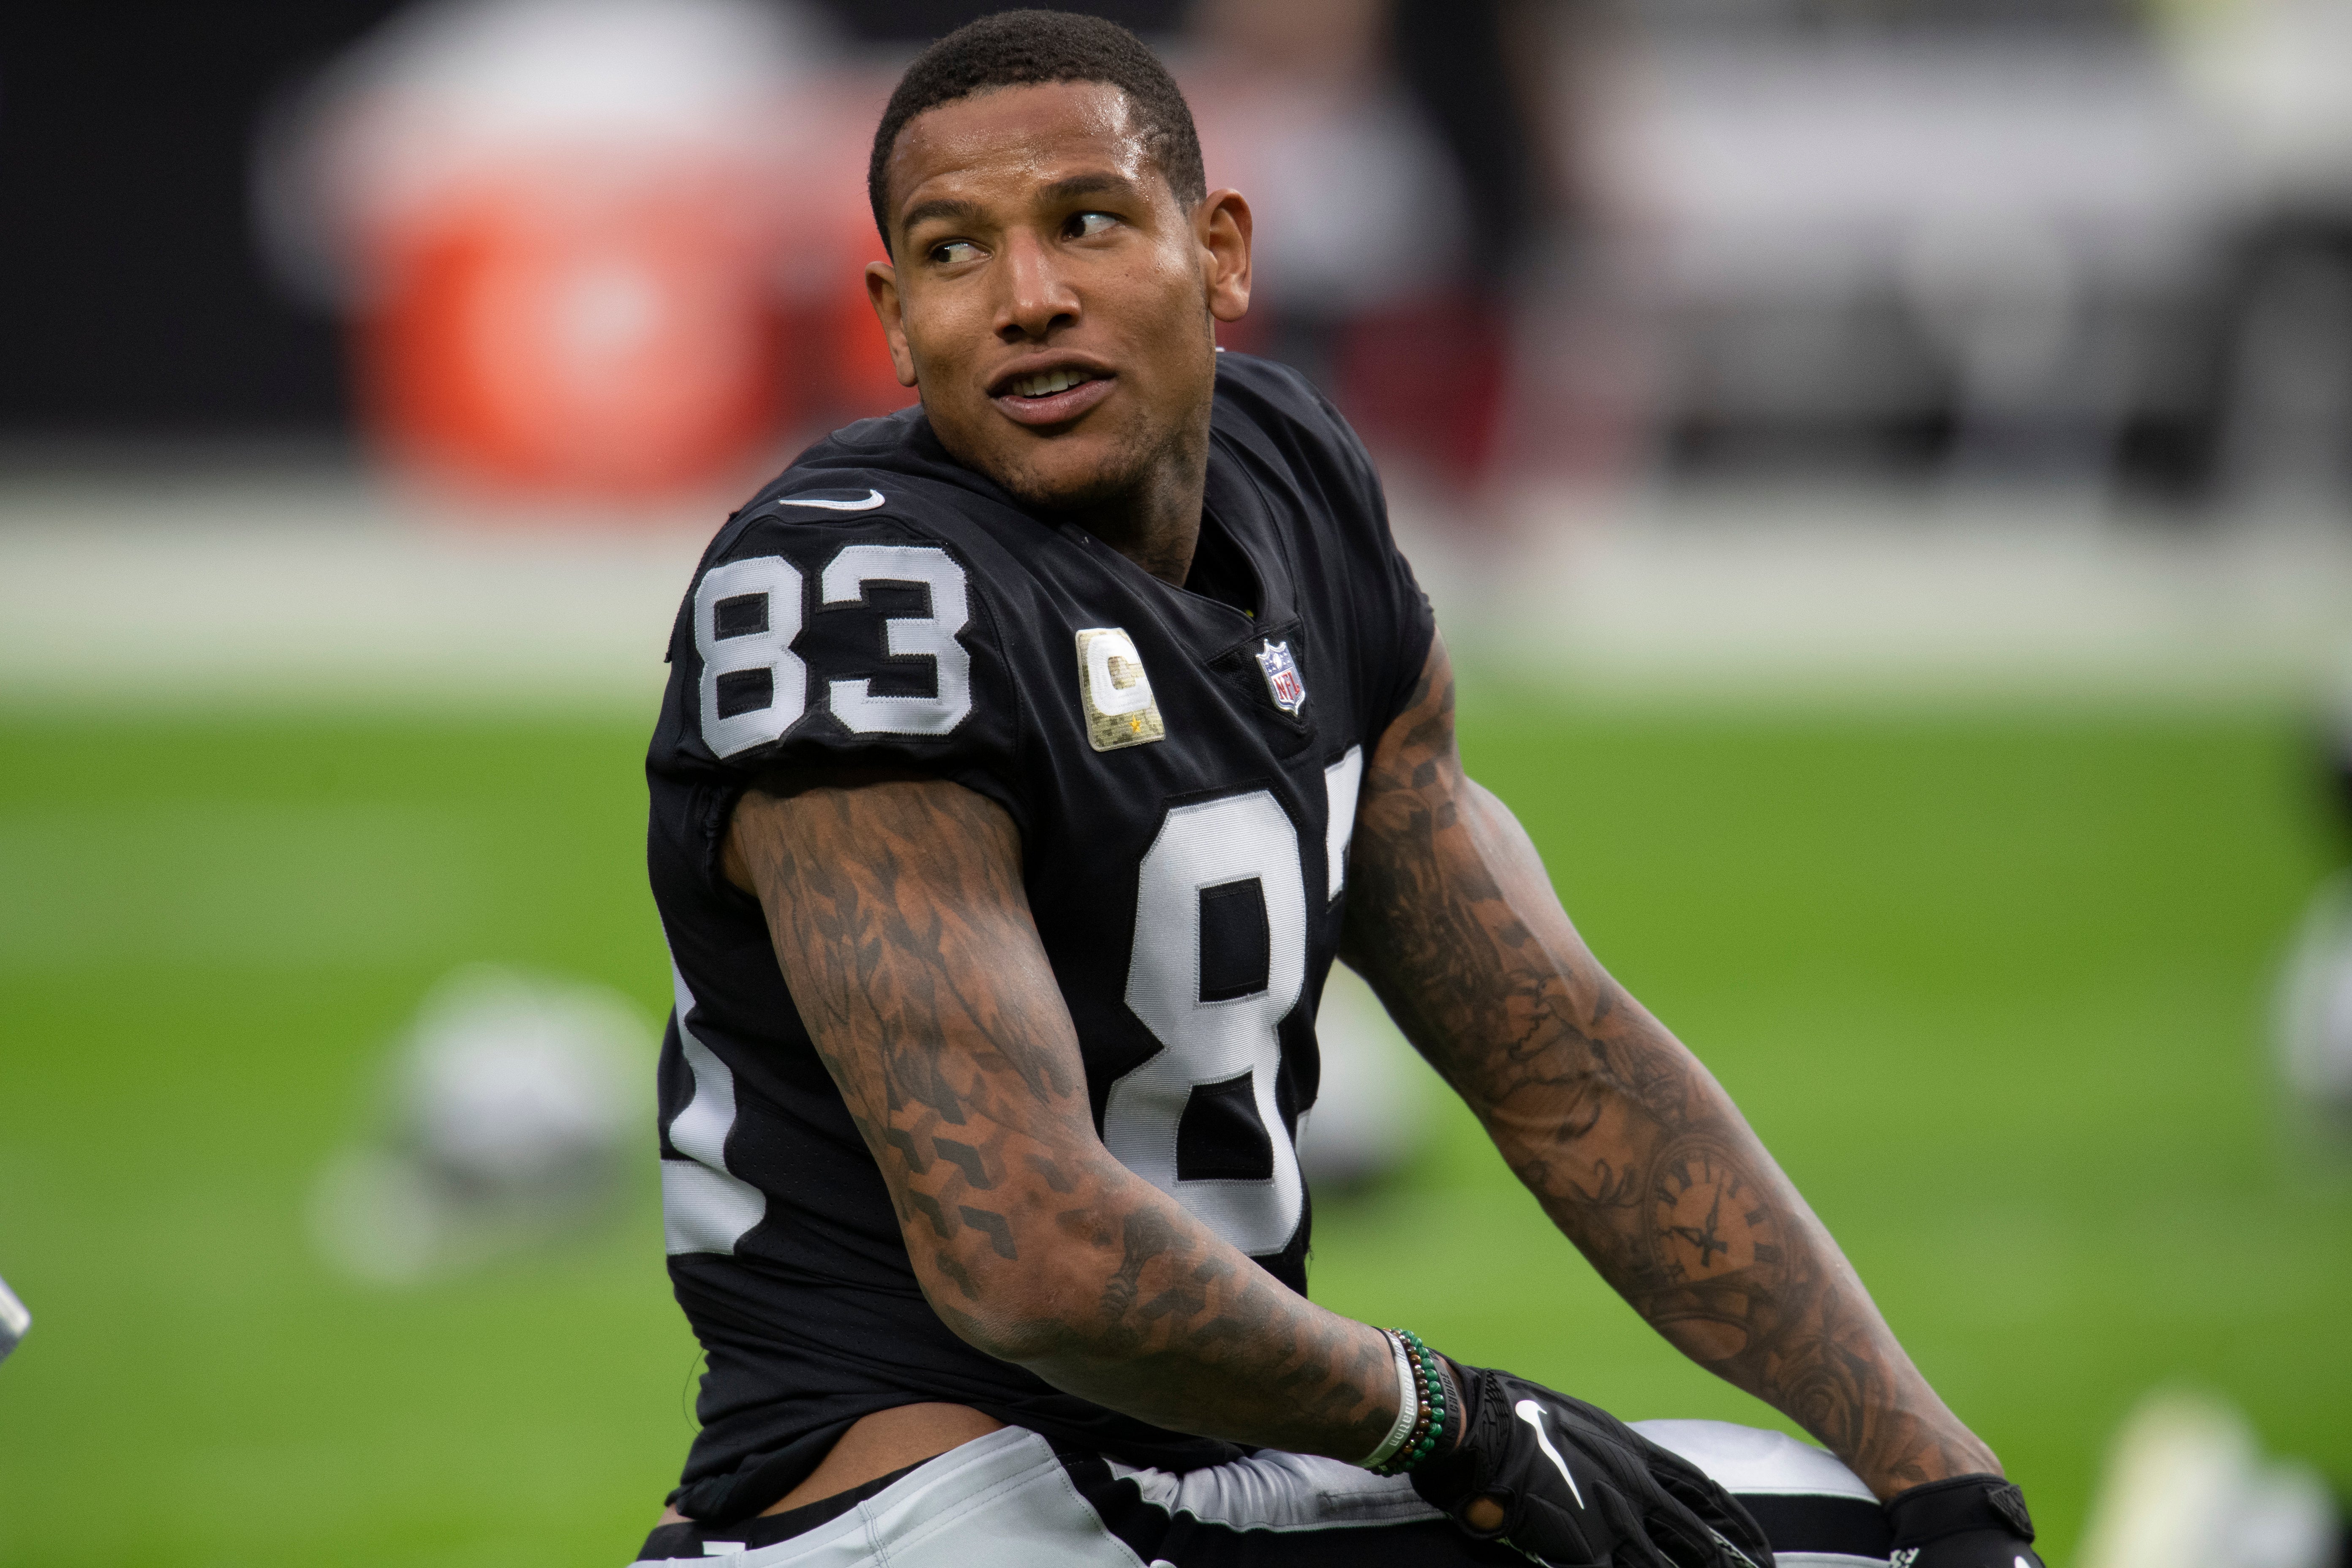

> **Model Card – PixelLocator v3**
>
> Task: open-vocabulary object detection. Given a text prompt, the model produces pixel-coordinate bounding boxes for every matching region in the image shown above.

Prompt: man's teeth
[1009,368,1095,398]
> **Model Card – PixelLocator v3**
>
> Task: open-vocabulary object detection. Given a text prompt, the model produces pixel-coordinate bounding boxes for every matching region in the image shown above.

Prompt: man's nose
[996,229,1078,342]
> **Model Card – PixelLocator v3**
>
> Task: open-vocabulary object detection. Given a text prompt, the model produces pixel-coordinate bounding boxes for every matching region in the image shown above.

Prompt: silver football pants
[631,1418,1884,1567]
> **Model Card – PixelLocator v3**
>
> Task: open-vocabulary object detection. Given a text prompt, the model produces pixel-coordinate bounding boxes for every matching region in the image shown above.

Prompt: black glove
[1886,1474,2044,1568]
[1410,1360,1775,1568]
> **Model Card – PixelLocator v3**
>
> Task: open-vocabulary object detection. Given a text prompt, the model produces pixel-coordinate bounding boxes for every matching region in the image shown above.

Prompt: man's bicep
[1339,632,1496,1071]
[725,776,1107,1315]
[1340,634,1609,1099]
[728,775,1089,1131]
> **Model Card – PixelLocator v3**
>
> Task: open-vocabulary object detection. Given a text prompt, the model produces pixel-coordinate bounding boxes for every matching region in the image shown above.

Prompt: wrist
[1358,1331,1419,1469]
[1358,1329,1458,1476]
[1886,1473,2037,1555]
[1435,1355,1467,1452]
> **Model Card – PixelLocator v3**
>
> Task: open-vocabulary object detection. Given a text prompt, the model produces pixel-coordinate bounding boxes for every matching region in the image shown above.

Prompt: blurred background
[4,1,2352,1563]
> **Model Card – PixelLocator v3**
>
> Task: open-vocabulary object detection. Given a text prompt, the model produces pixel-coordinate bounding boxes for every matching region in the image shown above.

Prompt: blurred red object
[359,161,788,498]
[812,272,915,425]
[787,104,915,429]
[259,0,852,509]
[1335,291,1509,485]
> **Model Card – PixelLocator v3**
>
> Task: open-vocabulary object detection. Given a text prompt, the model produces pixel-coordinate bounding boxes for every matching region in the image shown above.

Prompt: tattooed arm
[724,772,1398,1460]
[1339,634,2000,1500]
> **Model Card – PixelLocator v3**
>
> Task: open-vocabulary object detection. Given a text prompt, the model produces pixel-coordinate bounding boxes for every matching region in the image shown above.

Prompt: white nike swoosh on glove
[1513,1400,1587,1510]
[775,490,885,511]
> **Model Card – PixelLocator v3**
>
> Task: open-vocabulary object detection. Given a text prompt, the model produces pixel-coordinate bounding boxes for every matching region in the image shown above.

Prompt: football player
[634,12,2042,1566]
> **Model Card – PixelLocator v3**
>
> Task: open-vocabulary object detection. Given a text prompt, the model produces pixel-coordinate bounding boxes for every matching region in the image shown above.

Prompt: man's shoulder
[655,421,1041,780]
[719,408,1015,552]
[1209,352,1378,493]
[1211,351,1335,434]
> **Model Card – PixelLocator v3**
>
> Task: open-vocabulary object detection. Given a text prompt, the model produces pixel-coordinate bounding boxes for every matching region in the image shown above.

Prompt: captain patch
[1076,627,1166,751]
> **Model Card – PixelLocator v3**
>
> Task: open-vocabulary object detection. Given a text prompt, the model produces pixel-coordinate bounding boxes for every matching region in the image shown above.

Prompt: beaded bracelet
[1367,1328,1452,1476]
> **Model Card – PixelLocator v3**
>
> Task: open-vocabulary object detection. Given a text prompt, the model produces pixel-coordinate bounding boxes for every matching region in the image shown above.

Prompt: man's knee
[1634,1420,1892,1564]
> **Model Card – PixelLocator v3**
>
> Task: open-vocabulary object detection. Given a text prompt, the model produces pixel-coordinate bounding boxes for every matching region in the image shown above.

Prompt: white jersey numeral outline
[694,555,807,760]
[661,959,768,1255]
[694,544,972,754]
[1322,746,1363,902]
[820,543,973,736]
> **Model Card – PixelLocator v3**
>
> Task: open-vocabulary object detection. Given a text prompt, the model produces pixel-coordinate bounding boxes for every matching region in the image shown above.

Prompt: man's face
[867,81,1250,513]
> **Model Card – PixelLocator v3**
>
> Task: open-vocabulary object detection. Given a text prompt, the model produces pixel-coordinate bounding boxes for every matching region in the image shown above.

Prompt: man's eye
[1068,211,1117,240]
[930,240,981,265]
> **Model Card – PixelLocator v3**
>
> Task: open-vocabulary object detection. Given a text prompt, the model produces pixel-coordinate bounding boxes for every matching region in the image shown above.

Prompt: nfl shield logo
[1254,639,1307,715]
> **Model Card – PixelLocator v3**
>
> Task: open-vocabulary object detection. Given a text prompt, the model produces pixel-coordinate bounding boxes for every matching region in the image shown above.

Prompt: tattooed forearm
[726,775,1396,1461]
[1339,635,2000,1498]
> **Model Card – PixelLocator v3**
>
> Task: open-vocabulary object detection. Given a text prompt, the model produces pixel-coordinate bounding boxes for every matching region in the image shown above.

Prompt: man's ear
[1197,188,1252,324]
[865,260,920,388]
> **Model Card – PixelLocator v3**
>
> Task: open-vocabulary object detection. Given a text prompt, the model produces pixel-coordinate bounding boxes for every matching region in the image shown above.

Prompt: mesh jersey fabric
[644,354,1437,1524]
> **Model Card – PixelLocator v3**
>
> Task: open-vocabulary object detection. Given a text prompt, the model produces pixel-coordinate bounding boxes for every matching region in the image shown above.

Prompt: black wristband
[1432,1355,1466,1454]
[1886,1474,2036,1546]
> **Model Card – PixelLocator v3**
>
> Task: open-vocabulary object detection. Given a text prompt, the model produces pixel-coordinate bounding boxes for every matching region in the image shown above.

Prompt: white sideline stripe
[0,505,705,711]
[6,471,2343,710]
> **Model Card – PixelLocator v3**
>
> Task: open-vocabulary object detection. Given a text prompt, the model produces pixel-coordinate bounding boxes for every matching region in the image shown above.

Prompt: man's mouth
[1006,367,1100,399]
[989,363,1116,426]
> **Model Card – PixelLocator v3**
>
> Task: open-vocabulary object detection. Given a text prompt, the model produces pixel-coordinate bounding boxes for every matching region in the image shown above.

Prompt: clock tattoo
[1652,1147,1782,1284]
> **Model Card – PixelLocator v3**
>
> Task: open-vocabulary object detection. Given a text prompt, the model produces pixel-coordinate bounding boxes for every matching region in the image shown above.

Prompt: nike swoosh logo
[774,490,885,512]
[1513,1400,1585,1511]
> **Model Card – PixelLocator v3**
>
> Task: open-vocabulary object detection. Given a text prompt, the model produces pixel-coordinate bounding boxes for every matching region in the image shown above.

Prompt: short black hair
[867,9,1206,254]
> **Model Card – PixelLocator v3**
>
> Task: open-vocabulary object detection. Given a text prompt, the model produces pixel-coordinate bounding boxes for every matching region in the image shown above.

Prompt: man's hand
[1411,1360,1773,1568]
[1885,1476,2044,1568]
[1341,634,2004,1500]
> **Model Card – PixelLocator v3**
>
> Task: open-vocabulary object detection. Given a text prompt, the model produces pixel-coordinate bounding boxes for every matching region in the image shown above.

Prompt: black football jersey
[644,353,1435,1523]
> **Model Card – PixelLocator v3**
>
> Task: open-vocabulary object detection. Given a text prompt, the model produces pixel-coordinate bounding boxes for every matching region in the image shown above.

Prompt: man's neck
[1070,479,1201,587]
[1054,408,1211,588]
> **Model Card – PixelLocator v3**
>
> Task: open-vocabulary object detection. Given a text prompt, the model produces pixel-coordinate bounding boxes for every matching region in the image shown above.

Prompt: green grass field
[1,695,2345,1565]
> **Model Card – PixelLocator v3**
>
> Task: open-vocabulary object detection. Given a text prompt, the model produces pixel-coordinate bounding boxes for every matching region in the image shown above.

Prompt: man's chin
[1002,468,1138,518]
[967,438,1149,518]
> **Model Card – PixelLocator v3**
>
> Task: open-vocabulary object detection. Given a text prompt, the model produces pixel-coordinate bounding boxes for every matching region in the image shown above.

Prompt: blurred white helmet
[310,965,652,1284]
[2077,1390,2339,1568]
[1300,965,1432,1192]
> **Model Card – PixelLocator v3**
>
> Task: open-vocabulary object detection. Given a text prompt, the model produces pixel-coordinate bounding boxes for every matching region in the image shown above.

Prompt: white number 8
[1107,791,1309,1258]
